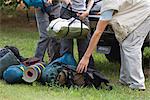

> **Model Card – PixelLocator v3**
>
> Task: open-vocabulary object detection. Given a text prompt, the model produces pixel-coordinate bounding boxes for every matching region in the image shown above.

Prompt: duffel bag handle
[64,4,83,38]
[64,17,83,38]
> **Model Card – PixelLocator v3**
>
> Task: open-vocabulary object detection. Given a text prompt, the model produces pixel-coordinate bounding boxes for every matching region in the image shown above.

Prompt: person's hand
[76,56,90,73]
[96,12,101,15]
[44,0,53,7]
[62,0,72,5]
[47,0,52,4]
[16,1,26,10]
[77,11,89,20]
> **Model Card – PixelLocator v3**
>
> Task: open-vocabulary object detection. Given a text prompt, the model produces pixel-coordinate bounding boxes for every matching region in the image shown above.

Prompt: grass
[0,15,150,100]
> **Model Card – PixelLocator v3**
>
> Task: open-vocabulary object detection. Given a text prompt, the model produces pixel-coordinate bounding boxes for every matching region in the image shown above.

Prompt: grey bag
[0,50,20,78]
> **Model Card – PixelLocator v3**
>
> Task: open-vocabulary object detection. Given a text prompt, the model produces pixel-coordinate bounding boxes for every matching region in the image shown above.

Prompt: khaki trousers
[119,16,150,89]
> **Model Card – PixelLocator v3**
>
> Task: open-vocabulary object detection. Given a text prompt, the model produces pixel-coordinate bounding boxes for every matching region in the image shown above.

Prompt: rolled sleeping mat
[3,64,26,84]
[0,51,20,78]
[22,63,45,83]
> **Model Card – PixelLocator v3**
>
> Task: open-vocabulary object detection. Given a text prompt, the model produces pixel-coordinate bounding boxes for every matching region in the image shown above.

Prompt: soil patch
[0,9,37,32]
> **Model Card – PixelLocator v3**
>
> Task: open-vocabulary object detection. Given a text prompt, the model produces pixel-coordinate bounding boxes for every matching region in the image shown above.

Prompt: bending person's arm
[76,10,114,73]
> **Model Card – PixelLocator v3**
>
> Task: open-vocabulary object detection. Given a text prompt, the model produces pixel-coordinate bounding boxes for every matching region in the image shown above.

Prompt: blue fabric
[3,64,26,84]
[100,9,114,20]
[41,54,77,83]
[41,63,63,83]
[50,53,77,66]
[23,0,46,8]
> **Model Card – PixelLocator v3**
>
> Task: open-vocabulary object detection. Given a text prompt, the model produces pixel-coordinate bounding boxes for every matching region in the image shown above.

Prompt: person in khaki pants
[76,0,150,90]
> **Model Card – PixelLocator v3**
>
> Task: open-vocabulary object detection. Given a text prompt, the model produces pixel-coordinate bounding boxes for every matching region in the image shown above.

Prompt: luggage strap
[64,4,83,38]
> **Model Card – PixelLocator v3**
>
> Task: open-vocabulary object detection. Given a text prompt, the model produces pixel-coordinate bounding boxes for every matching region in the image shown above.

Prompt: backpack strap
[64,18,76,37]
[64,17,83,38]
[66,69,74,87]
[79,20,83,37]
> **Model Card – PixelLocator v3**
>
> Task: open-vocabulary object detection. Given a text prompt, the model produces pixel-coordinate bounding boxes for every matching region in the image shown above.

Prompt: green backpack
[41,62,112,90]
[41,62,76,84]
[41,53,112,90]
[41,53,77,84]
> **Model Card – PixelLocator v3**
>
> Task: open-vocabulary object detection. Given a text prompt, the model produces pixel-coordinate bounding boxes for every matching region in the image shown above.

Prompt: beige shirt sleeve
[101,0,120,13]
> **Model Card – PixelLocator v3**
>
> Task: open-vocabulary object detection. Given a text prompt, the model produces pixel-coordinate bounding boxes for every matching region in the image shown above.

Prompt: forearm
[77,9,113,73]
[84,20,109,58]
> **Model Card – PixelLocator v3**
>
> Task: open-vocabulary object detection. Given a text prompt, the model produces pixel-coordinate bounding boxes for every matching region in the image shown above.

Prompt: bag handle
[60,3,84,38]
[60,3,72,17]
[64,18,76,37]
[64,17,83,38]
[50,3,72,31]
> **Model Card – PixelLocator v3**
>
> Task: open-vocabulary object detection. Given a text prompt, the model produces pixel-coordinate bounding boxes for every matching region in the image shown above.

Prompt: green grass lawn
[0,21,150,100]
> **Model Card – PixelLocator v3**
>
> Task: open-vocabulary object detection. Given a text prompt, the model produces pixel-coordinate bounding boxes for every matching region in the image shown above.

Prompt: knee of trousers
[121,41,142,52]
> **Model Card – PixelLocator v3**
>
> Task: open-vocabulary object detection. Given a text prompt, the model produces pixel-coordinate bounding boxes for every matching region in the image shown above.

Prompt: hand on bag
[76,56,89,73]
[77,11,89,20]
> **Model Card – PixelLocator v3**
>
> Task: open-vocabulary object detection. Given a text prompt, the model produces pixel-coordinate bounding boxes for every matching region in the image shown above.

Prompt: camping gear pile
[0,0,111,90]
[0,46,45,84]
[0,46,112,90]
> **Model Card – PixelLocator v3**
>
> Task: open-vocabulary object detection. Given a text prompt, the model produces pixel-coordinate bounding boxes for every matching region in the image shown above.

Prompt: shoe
[130,88,145,91]
[129,84,145,91]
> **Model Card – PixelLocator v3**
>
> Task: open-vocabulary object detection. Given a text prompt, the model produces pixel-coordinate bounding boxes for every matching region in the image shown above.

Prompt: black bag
[4,46,27,62]
[0,48,10,58]
[57,66,112,90]
[0,50,20,78]
[42,61,112,90]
